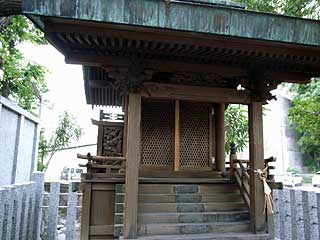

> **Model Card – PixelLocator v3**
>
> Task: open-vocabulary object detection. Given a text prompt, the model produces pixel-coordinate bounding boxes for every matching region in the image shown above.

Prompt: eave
[22,0,320,47]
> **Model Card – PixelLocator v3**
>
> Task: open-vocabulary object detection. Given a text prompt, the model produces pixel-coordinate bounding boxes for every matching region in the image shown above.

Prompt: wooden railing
[230,152,281,211]
[77,153,126,179]
[233,159,251,209]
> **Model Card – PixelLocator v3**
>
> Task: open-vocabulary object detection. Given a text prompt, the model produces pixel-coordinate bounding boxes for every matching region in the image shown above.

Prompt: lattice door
[179,102,211,170]
[141,100,174,169]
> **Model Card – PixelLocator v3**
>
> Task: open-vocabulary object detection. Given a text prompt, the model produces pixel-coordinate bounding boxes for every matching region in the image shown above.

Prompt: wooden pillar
[215,103,225,172]
[123,93,141,239]
[248,102,266,233]
[174,100,180,171]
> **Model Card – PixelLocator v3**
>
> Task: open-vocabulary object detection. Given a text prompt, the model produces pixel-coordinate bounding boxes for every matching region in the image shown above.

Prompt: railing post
[66,183,77,240]
[47,182,60,240]
[31,172,45,240]
[230,143,237,180]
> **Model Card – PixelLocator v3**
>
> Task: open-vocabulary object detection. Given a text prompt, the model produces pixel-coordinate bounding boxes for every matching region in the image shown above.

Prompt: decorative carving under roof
[151,72,239,89]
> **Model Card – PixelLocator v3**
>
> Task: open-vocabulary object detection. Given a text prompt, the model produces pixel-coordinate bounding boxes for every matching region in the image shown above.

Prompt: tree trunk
[0,0,22,17]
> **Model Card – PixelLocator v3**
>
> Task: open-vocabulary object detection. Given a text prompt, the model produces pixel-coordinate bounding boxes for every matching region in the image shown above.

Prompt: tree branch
[0,0,22,17]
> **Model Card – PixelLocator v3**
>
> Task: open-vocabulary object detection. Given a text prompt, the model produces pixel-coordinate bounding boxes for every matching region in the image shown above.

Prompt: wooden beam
[123,96,128,157]
[215,104,226,173]
[174,100,180,171]
[65,52,246,77]
[248,102,266,233]
[65,52,313,84]
[142,83,251,104]
[123,93,141,239]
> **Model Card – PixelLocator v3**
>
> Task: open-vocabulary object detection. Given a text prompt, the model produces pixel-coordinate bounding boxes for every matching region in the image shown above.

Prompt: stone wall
[0,96,40,186]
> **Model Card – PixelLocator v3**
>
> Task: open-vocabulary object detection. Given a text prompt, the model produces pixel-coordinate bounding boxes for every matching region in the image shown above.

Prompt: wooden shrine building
[22,0,320,239]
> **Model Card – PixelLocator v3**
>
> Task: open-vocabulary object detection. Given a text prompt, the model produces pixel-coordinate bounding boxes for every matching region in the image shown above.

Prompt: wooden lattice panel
[141,100,174,168]
[180,102,211,169]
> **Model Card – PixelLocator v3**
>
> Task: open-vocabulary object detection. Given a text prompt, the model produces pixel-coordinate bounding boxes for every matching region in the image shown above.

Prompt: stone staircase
[115,182,269,239]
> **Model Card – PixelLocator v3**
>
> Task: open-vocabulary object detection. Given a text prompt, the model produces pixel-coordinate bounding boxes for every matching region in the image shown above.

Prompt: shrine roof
[22,0,320,47]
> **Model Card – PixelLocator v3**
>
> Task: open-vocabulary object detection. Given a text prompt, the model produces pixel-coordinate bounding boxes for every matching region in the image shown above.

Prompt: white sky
[19,43,98,146]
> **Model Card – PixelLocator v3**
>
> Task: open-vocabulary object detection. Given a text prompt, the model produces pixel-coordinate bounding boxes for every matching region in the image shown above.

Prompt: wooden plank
[80,183,92,240]
[88,165,122,169]
[92,183,115,191]
[47,182,60,240]
[248,102,266,233]
[77,154,126,161]
[215,103,226,172]
[123,93,141,239]
[142,83,251,104]
[174,100,180,171]
[97,125,104,156]
[90,225,114,235]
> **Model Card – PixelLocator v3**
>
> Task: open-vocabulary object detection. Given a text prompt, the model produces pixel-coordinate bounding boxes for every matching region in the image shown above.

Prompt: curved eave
[22,0,320,47]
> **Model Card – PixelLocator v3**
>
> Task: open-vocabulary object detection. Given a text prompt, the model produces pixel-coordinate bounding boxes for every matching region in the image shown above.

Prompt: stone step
[137,184,240,194]
[137,211,250,224]
[139,170,223,179]
[136,232,270,240]
[136,202,247,213]
[137,221,251,235]
[138,178,231,184]
[116,202,247,213]
[137,193,244,203]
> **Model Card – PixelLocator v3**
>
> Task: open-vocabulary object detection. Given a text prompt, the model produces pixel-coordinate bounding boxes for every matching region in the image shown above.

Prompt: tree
[235,0,320,19]
[0,15,47,112]
[38,112,83,171]
[225,105,249,154]
[288,80,320,170]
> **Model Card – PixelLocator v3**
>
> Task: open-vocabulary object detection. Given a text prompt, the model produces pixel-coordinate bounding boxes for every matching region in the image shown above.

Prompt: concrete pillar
[215,103,225,172]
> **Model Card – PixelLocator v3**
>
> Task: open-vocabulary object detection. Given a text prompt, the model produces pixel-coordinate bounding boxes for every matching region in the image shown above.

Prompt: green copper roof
[22,0,320,47]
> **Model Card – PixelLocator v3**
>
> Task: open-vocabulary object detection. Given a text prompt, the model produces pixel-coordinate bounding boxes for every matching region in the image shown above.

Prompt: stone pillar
[215,103,225,173]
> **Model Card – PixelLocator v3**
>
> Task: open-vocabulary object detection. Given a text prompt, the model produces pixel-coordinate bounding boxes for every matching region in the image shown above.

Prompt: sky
[19,43,98,146]
[19,43,102,180]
